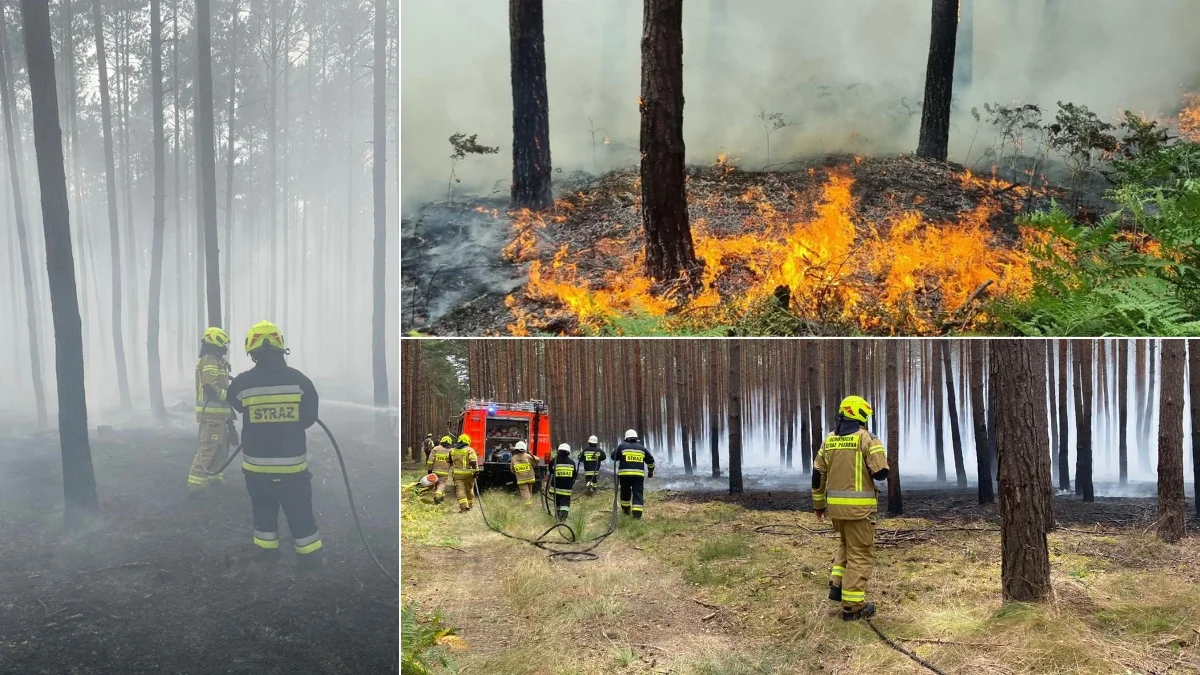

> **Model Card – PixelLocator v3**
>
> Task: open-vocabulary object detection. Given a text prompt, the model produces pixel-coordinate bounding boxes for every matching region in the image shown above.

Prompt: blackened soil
[0,411,398,675]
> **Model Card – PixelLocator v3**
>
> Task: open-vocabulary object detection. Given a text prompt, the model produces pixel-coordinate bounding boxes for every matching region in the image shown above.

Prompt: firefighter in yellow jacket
[813,395,889,621]
[188,327,237,492]
[509,440,539,506]
[450,434,479,511]
[426,435,454,504]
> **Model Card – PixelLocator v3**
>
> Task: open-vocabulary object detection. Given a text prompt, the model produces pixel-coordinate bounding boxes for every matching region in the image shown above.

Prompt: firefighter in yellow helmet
[226,321,325,570]
[450,433,479,512]
[189,327,237,493]
[426,435,454,504]
[549,443,577,521]
[509,440,539,506]
[813,395,890,621]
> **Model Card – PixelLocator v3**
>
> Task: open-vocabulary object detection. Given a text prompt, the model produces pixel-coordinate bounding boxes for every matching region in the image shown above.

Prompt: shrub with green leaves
[402,603,463,675]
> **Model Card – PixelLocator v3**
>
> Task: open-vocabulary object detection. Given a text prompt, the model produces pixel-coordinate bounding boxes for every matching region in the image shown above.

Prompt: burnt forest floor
[402,467,1200,675]
[0,408,399,675]
[403,154,1109,337]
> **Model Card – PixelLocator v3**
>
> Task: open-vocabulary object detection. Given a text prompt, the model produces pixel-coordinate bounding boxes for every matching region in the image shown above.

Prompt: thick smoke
[401,0,1200,208]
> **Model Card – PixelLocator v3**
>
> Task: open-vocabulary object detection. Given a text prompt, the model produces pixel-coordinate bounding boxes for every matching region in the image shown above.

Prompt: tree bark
[707,340,720,477]
[1048,342,1059,485]
[1189,340,1200,518]
[886,341,902,514]
[916,0,959,160]
[1119,340,1129,485]
[675,342,693,475]
[639,0,699,282]
[0,5,47,426]
[1057,339,1070,491]
[970,343,994,503]
[91,0,132,408]
[994,339,1052,602]
[807,341,822,472]
[799,342,812,474]
[223,3,240,333]
[372,0,391,439]
[196,0,222,326]
[1157,340,1186,542]
[22,0,100,528]
[146,0,168,421]
[727,339,742,494]
[1074,340,1094,502]
[942,342,967,487]
[933,342,946,482]
[634,340,646,438]
[509,0,552,211]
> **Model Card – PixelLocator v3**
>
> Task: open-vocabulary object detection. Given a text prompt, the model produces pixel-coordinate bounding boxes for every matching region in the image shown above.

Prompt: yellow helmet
[838,395,873,424]
[457,433,471,445]
[440,435,453,446]
[202,327,230,348]
[245,320,286,354]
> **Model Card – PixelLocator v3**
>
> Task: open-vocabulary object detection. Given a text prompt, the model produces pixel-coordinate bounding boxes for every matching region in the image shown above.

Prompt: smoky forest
[402,338,1200,674]
[0,0,399,672]
[400,0,1200,338]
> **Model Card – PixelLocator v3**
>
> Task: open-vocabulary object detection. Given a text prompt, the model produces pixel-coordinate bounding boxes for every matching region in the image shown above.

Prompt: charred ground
[0,407,398,675]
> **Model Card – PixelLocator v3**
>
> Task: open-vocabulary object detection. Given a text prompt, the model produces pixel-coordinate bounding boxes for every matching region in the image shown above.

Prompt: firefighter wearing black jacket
[227,320,324,570]
[549,444,577,522]
[614,430,655,519]
[577,435,606,495]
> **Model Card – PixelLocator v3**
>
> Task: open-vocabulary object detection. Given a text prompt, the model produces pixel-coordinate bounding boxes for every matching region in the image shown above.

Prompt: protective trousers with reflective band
[188,419,230,488]
[518,483,533,505]
[454,474,476,510]
[619,476,645,518]
[831,518,875,612]
[245,471,322,555]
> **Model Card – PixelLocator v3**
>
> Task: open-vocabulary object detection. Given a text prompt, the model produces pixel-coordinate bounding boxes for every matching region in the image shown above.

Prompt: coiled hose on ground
[474,459,620,562]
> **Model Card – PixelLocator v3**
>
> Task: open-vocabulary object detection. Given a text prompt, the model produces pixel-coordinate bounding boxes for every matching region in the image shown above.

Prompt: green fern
[402,603,462,675]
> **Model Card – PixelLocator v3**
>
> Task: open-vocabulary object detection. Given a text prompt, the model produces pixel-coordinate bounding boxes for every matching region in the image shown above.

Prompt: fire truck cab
[454,399,552,488]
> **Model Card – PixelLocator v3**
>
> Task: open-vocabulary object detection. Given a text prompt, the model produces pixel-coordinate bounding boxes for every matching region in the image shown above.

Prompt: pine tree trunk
[196,0,222,326]
[933,342,946,482]
[1057,339,1070,491]
[942,342,967,487]
[508,0,552,210]
[119,12,138,373]
[675,342,693,475]
[146,0,168,421]
[799,342,812,474]
[727,339,742,494]
[22,0,100,528]
[970,343,994,503]
[1074,340,1094,502]
[886,340,902,514]
[1119,340,1129,485]
[639,0,699,282]
[1048,342,1059,485]
[994,339,1051,602]
[707,341,720,477]
[1157,340,1186,542]
[634,340,646,436]
[173,0,183,371]
[372,0,391,438]
[224,5,239,333]
[916,0,959,160]
[91,0,132,408]
[0,6,48,426]
[807,341,822,471]
[1188,340,1200,518]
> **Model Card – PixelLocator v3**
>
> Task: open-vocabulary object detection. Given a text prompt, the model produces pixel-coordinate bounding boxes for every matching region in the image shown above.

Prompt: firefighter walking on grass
[226,321,325,570]
[614,430,655,519]
[189,327,238,493]
[426,435,454,504]
[577,435,606,495]
[549,443,576,521]
[450,434,479,512]
[509,440,539,506]
[813,395,890,621]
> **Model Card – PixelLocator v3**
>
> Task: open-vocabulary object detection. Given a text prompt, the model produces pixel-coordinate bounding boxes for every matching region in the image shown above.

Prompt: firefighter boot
[842,602,876,622]
[297,549,325,573]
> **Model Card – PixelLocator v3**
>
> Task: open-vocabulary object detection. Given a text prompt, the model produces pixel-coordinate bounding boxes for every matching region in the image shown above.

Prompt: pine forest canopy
[0,0,399,423]
[402,338,1200,500]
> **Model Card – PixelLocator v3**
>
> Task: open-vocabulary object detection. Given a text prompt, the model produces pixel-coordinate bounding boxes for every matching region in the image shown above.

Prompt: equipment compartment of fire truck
[454,399,552,488]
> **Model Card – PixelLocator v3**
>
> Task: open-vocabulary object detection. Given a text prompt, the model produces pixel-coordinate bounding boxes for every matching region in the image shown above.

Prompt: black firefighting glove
[227,419,239,447]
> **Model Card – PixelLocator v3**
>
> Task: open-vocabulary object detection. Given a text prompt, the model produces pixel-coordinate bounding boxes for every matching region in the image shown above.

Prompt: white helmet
[624,429,638,440]
[588,435,599,444]
[557,443,571,453]
[514,440,527,451]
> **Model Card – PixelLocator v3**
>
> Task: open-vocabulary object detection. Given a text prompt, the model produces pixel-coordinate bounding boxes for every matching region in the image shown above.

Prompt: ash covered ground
[402,154,1101,337]
[0,405,398,675]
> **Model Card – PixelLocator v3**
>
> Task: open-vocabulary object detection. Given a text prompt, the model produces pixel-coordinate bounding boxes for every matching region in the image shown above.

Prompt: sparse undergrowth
[401,471,1200,674]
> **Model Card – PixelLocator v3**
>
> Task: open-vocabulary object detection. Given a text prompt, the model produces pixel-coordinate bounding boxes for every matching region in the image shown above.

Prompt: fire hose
[198,405,397,585]
[474,458,620,562]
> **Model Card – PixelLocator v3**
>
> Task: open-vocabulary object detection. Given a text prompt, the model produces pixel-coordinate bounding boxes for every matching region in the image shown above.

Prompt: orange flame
[1180,93,1200,143]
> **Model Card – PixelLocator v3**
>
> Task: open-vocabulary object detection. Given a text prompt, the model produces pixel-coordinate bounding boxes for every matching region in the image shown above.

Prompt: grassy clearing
[401,471,1200,674]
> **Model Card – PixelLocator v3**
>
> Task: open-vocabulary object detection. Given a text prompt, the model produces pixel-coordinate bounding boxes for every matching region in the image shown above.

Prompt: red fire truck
[453,399,552,487]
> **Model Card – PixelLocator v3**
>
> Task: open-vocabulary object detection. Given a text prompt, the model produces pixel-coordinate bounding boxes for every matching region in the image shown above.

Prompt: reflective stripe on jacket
[427,446,452,476]
[615,441,655,477]
[450,446,478,476]
[510,451,537,484]
[195,353,231,421]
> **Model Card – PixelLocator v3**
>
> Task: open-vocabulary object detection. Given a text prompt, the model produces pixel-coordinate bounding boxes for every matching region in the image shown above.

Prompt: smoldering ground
[0,401,398,674]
